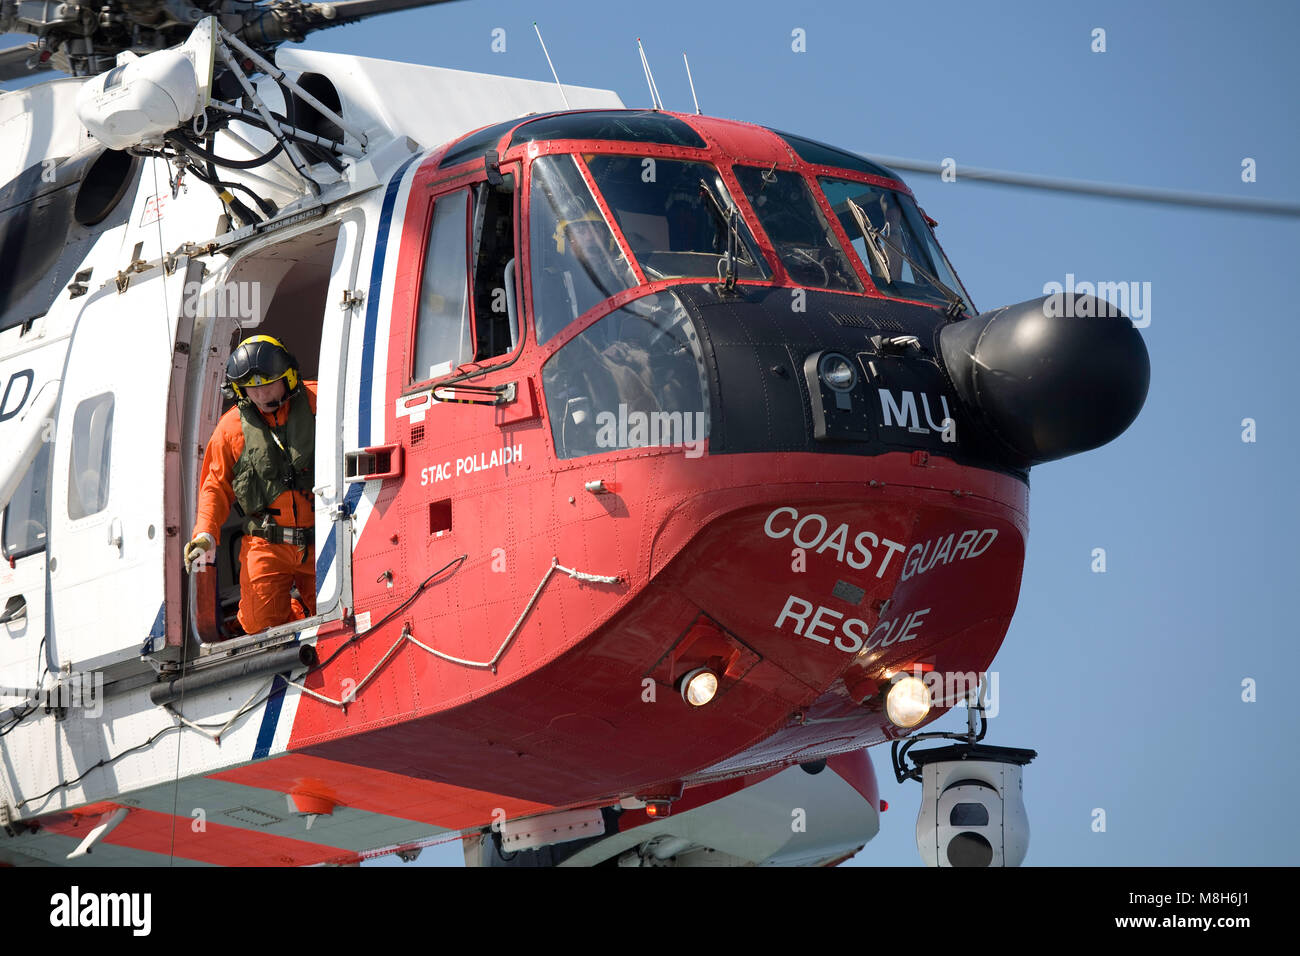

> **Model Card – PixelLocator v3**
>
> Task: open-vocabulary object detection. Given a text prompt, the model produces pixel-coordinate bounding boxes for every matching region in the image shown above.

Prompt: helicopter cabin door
[311,211,367,619]
[48,258,200,678]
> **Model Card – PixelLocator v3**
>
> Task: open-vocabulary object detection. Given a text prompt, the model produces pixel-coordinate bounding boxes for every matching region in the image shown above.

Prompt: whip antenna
[533,22,571,109]
[683,52,701,114]
[637,38,663,110]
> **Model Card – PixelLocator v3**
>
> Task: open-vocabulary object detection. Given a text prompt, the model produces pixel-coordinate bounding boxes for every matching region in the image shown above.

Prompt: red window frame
[405,161,526,392]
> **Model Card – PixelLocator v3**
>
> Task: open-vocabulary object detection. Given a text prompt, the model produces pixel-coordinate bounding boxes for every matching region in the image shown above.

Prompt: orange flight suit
[193,382,318,635]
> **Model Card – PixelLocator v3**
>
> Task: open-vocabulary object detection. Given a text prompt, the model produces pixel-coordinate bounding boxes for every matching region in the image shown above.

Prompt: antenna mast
[637,38,663,110]
[683,52,701,114]
[533,22,571,109]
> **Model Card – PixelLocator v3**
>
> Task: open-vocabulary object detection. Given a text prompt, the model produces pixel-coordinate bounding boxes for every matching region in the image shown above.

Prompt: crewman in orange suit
[184,335,317,636]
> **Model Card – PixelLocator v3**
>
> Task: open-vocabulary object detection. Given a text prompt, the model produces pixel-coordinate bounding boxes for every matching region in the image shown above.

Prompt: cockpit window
[439,117,530,168]
[529,154,637,346]
[772,131,899,179]
[819,177,974,313]
[585,155,770,284]
[542,291,710,460]
[512,111,706,149]
[733,166,862,292]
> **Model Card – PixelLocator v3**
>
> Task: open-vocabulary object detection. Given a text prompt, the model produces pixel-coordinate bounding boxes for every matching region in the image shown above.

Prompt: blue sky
[344,0,1298,868]
[12,0,1295,867]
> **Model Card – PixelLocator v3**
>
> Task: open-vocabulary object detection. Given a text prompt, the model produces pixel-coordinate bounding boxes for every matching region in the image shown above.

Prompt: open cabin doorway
[188,218,353,648]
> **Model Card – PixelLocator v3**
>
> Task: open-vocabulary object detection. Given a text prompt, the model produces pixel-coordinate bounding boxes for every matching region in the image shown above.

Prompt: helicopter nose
[937,294,1150,466]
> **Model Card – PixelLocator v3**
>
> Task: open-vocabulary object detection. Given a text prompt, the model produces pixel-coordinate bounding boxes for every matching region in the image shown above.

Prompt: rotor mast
[0,0,461,81]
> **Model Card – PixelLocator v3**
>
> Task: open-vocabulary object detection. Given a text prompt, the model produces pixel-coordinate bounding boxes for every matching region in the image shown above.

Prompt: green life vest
[231,387,315,520]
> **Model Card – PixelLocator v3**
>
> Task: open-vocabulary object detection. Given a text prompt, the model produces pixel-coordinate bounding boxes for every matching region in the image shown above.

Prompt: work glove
[184,532,215,573]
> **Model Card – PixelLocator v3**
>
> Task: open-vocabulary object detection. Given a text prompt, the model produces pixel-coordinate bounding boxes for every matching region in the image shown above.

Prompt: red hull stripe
[41,805,357,866]
[211,753,554,828]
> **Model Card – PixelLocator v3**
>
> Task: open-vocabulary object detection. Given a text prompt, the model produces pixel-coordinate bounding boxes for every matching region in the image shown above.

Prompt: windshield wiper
[845,198,891,280]
[845,198,967,318]
[698,178,742,291]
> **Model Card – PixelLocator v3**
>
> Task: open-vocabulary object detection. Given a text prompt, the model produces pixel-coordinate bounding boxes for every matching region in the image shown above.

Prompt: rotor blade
[317,0,462,21]
[0,44,52,83]
[235,0,462,44]
[866,154,1300,219]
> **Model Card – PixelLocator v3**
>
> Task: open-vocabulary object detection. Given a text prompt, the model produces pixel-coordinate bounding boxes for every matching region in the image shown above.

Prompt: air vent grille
[830,311,871,329]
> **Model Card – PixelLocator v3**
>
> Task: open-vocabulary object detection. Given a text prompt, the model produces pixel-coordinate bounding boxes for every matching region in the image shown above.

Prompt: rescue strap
[245,522,314,546]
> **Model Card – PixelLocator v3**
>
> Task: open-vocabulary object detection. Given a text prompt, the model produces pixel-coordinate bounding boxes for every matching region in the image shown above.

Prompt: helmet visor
[227,339,291,387]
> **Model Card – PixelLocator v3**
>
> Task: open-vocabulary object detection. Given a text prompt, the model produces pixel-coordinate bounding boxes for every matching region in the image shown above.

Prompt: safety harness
[231,387,315,546]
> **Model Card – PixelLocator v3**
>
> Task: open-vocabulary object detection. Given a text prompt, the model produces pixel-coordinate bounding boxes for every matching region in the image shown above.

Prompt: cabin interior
[196,222,336,641]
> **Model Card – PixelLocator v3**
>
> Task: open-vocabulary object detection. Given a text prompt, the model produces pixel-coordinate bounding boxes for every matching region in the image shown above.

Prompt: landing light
[680,668,718,706]
[818,353,857,391]
[886,676,931,728]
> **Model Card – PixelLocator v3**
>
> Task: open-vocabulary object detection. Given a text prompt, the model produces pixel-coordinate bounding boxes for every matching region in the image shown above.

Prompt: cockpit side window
[529,154,637,346]
[413,189,473,382]
[470,172,518,361]
[585,155,769,284]
[733,165,862,293]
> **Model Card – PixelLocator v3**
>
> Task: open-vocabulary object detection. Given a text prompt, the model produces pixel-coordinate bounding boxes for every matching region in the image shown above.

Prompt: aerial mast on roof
[533,22,571,110]
[683,52,701,114]
[637,38,663,111]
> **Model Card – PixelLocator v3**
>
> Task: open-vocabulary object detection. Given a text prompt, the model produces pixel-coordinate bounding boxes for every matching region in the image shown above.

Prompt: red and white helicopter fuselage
[0,36,1146,866]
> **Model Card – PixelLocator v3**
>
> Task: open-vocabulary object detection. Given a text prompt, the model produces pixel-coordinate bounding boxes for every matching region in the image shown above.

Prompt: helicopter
[15,0,1280,869]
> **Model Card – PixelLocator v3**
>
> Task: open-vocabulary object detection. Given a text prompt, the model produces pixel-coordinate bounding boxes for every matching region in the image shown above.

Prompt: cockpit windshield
[584,155,769,284]
[532,150,973,348]
[733,166,861,292]
[819,177,974,314]
[530,154,638,346]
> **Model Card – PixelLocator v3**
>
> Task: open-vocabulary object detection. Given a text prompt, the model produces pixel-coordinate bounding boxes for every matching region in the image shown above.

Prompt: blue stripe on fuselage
[252,674,288,760]
[255,154,420,759]
[316,153,419,588]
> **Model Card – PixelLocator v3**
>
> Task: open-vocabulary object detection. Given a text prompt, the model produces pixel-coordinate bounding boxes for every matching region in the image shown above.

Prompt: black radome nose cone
[938,294,1151,466]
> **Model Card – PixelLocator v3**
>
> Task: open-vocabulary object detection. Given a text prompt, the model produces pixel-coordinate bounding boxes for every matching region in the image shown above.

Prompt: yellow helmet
[225,335,300,399]
[553,208,608,254]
